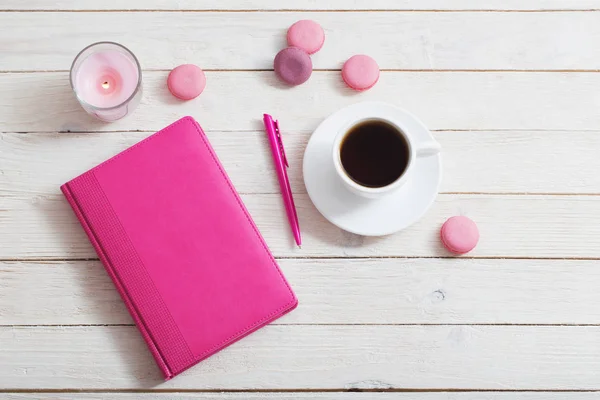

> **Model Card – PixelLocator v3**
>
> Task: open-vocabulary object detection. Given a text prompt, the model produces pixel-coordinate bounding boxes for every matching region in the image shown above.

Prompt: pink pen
[263,114,302,247]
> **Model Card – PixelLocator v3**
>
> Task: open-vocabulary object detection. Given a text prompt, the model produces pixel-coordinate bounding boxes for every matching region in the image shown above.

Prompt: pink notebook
[61,116,298,380]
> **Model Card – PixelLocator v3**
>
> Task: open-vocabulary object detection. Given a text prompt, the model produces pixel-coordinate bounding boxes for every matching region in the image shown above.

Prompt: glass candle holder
[70,42,142,122]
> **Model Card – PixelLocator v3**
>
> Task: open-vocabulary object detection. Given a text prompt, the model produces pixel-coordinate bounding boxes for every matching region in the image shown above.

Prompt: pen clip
[274,119,289,167]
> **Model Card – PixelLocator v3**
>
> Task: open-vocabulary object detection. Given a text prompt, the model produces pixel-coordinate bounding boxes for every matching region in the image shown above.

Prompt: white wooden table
[2,1,600,399]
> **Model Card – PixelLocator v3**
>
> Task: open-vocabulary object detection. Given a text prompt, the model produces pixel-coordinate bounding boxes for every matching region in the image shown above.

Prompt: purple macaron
[274,47,313,86]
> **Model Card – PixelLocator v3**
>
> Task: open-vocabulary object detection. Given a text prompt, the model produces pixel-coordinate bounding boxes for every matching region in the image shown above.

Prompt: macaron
[274,47,313,86]
[167,64,206,100]
[341,55,380,91]
[287,19,325,55]
[440,216,480,254]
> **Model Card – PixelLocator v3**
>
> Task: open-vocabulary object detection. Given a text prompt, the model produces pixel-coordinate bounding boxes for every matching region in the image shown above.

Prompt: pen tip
[298,245,302,249]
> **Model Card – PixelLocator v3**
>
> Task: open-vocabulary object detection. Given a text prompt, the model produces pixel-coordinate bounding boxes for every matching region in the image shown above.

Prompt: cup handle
[416,141,441,158]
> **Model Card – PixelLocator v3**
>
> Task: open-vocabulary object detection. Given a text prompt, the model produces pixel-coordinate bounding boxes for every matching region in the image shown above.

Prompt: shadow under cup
[337,118,412,190]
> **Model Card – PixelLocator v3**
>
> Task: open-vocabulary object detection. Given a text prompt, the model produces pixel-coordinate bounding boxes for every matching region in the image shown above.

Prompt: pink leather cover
[60,116,298,380]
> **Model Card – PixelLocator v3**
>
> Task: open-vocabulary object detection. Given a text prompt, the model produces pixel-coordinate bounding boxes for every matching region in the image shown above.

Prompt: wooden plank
[4,394,600,400]
[2,325,600,389]
[1,0,598,11]
[3,258,600,326]
[2,130,600,196]
[1,12,600,71]
[3,193,600,259]
[1,71,599,133]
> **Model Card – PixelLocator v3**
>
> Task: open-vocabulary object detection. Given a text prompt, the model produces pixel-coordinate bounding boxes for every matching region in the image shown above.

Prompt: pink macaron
[274,47,313,86]
[167,64,206,100]
[341,55,380,91]
[287,20,325,55]
[440,216,480,254]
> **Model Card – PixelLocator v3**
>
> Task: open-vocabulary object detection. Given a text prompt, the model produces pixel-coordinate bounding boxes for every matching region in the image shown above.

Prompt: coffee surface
[340,120,409,188]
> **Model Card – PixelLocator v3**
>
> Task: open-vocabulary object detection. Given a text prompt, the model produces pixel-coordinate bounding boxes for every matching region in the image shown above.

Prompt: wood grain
[3,325,600,389]
[3,193,600,259]
[1,71,599,133]
[2,12,600,71]
[2,130,600,196]
[1,0,597,11]
[3,258,600,326]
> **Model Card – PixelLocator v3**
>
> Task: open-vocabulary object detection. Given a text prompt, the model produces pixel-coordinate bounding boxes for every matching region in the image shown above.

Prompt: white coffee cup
[332,116,441,199]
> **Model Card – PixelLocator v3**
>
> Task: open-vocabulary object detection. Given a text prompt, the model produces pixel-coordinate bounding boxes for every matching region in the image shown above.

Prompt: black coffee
[339,120,409,188]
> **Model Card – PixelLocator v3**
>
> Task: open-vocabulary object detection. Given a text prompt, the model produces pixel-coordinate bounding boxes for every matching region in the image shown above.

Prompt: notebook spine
[60,182,172,379]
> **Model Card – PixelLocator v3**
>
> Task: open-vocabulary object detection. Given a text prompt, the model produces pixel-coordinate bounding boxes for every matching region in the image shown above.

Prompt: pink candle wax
[75,51,138,108]
[70,42,142,122]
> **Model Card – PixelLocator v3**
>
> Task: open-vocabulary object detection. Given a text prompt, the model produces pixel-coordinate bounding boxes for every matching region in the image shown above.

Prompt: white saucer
[303,102,442,236]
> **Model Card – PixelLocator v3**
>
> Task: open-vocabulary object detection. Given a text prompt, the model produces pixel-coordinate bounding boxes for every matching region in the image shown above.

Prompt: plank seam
[2,9,600,12]
[3,69,600,73]
[4,323,600,327]
[2,388,600,393]
[5,128,600,133]
[6,255,600,262]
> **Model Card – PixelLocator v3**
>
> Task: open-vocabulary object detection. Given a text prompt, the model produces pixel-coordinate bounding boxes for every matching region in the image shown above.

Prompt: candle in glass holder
[70,42,142,122]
